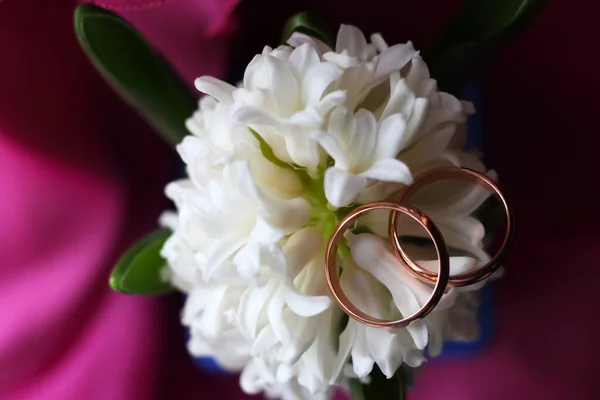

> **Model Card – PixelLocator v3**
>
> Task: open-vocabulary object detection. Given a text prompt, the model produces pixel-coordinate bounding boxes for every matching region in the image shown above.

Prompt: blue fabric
[433,77,497,360]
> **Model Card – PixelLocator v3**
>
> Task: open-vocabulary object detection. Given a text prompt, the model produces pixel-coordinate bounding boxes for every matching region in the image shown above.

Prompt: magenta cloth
[1,0,600,400]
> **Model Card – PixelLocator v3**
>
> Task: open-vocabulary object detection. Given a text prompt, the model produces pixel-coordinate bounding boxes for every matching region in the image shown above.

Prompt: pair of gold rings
[324,167,514,329]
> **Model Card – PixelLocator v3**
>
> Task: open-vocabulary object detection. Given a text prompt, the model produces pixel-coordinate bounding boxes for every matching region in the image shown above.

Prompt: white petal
[351,326,374,378]
[225,161,270,206]
[259,243,288,278]
[195,76,236,103]
[302,62,343,106]
[316,90,347,116]
[365,327,402,378]
[251,325,278,356]
[348,233,439,347]
[314,129,348,169]
[374,113,407,160]
[389,217,489,262]
[158,210,178,231]
[288,43,321,80]
[204,233,246,280]
[323,52,361,68]
[406,56,431,93]
[288,107,323,127]
[356,180,404,205]
[263,197,312,234]
[374,42,417,82]
[249,216,286,243]
[243,53,264,90]
[283,227,324,277]
[370,33,388,52]
[350,109,377,164]
[288,32,333,56]
[400,124,455,167]
[176,135,208,165]
[233,106,283,129]
[233,243,261,280]
[324,167,368,207]
[403,97,429,145]
[359,158,413,184]
[431,183,491,219]
[268,285,298,345]
[442,217,488,255]
[330,320,357,383]
[283,128,321,171]
[380,78,416,121]
[285,290,331,317]
[265,55,299,117]
[238,279,278,339]
[336,24,367,56]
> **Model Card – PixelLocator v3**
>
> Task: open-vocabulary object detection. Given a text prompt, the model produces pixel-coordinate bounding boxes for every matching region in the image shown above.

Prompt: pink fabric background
[1,0,598,399]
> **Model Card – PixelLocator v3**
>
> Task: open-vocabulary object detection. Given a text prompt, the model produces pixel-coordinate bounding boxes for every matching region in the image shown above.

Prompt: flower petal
[265,55,299,117]
[336,24,367,57]
[285,290,331,317]
[283,227,324,278]
[324,167,368,207]
[405,56,431,94]
[316,90,347,116]
[350,109,377,165]
[282,129,322,171]
[314,129,347,169]
[351,326,374,378]
[348,233,449,346]
[400,124,455,167]
[249,216,286,244]
[233,242,262,280]
[419,256,478,276]
[233,106,283,129]
[380,78,415,121]
[302,62,343,106]
[195,76,236,103]
[288,43,321,81]
[288,32,333,56]
[365,327,402,378]
[374,113,407,160]
[238,279,278,339]
[263,197,312,234]
[177,135,209,165]
[373,42,417,82]
[359,158,413,184]
[268,284,298,345]
[330,320,357,383]
[204,233,246,280]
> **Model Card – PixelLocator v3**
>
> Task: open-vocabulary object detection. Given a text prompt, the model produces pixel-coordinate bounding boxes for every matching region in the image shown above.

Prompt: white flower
[196,44,346,171]
[315,106,413,207]
[160,22,498,400]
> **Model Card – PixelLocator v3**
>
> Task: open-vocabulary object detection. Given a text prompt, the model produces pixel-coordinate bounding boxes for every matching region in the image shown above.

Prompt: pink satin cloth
[1,0,599,399]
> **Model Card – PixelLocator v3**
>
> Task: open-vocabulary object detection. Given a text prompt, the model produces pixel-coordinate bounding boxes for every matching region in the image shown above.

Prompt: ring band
[389,167,514,287]
[325,202,450,329]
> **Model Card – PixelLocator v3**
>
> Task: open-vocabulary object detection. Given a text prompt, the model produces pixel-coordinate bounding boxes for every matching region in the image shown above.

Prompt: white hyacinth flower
[160,22,498,400]
[315,106,413,207]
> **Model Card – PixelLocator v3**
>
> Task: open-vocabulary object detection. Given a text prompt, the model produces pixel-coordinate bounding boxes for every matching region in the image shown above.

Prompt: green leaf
[349,365,407,400]
[74,4,196,146]
[281,11,334,47]
[109,228,174,295]
[426,0,547,94]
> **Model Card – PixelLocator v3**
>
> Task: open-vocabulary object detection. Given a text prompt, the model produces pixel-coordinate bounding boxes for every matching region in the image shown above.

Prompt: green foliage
[109,229,174,295]
[74,4,196,146]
